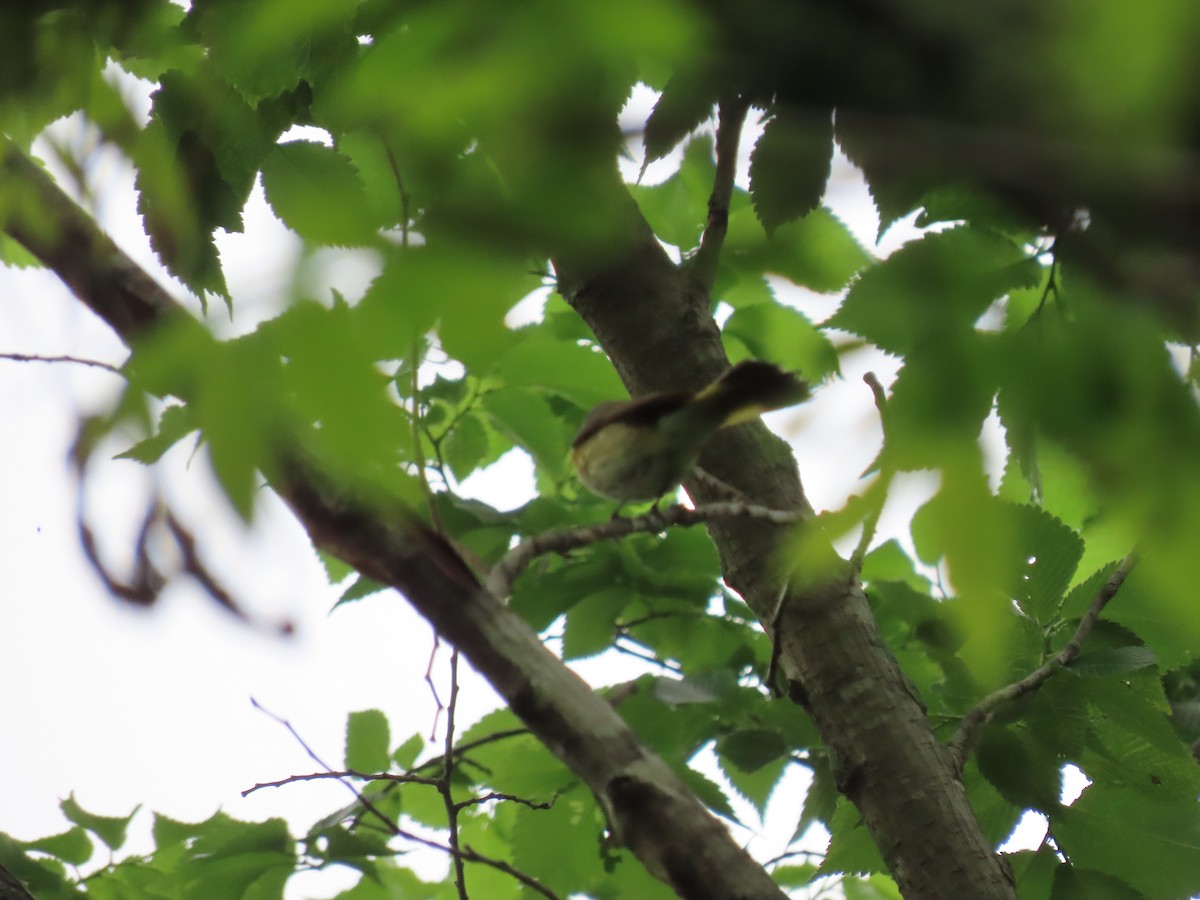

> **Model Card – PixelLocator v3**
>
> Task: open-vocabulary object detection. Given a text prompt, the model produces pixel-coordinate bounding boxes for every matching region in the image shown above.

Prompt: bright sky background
[0,80,1063,898]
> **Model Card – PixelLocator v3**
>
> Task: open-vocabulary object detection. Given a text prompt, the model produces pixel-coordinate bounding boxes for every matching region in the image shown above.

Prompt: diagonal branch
[485,499,803,599]
[690,94,750,293]
[0,134,790,900]
[948,551,1140,768]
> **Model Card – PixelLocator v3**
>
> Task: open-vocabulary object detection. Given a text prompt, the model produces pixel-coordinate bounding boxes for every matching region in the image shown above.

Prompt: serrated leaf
[481,387,572,477]
[60,795,137,852]
[1102,562,1200,671]
[332,575,387,610]
[493,333,623,409]
[392,733,424,770]
[828,226,1037,356]
[261,140,378,246]
[976,727,1062,811]
[819,797,887,876]
[723,302,839,382]
[717,728,789,774]
[23,828,92,866]
[750,105,833,232]
[1006,504,1084,622]
[442,411,493,482]
[725,202,871,292]
[1052,783,1200,900]
[345,709,391,773]
[633,136,714,249]
[642,73,717,165]
[116,403,198,464]
[1067,646,1157,677]
[562,587,627,660]
[511,791,605,896]
[717,750,789,817]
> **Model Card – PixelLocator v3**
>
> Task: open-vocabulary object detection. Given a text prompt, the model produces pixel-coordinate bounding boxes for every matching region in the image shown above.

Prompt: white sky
[0,80,1058,899]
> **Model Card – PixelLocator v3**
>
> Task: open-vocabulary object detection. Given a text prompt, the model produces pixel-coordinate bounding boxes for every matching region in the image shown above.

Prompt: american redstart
[571,360,810,504]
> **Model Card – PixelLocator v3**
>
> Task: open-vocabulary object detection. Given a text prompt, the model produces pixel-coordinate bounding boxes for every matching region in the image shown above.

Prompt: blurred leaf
[726,201,871,293]
[22,828,92,867]
[642,73,716,165]
[828,227,1037,356]
[346,709,391,772]
[723,302,839,381]
[633,136,714,250]
[60,795,137,852]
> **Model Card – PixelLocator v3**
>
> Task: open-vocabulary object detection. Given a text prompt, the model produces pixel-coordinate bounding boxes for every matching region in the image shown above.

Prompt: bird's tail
[687,360,810,430]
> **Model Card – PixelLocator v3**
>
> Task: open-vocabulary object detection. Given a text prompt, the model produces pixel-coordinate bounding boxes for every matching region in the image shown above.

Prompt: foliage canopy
[3,1,1200,899]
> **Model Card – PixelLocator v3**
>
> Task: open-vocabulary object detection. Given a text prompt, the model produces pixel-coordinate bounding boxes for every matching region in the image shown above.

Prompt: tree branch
[690,94,750,292]
[0,135,790,900]
[949,551,1140,768]
[485,499,803,599]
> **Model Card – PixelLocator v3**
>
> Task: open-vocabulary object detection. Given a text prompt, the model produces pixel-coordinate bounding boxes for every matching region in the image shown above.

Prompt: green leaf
[677,765,739,821]
[725,202,871,293]
[493,332,623,409]
[717,728,789,773]
[60,794,137,852]
[843,874,903,900]
[511,789,605,896]
[819,797,887,877]
[1005,504,1084,623]
[333,575,388,610]
[1077,673,1200,797]
[1102,562,1200,671]
[442,410,494,482]
[391,733,425,770]
[750,105,834,232]
[642,73,717,165]
[562,587,628,660]
[633,136,715,250]
[976,727,1062,811]
[1067,646,1157,677]
[1007,847,1058,900]
[717,750,789,817]
[22,828,93,866]
[261,141,378,246]
[723,302,840,382]
[1052,783,1200,900]
[828,226,1037,356]
[116,403,198,465]
[481,386,573,476]
[345,709,391,772]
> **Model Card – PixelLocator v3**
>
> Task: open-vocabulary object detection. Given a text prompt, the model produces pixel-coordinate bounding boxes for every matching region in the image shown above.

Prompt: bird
[571,360,809,505]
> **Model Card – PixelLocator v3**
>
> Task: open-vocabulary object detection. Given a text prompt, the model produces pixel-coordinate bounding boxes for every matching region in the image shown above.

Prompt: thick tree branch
[949,552,1140,767]
[0,136,788,900]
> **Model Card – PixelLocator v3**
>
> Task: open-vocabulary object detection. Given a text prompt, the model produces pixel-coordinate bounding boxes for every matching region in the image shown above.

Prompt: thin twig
[850,372,892,573]
[0,352,123,373]
[242,769,441,796]
[691,94,751,292]
[249,699,561,899]
[948,551,1140,768]
[455,791,553,813]
[763,585,791,698]
[442,650,468,900]
[486,500,803,600]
